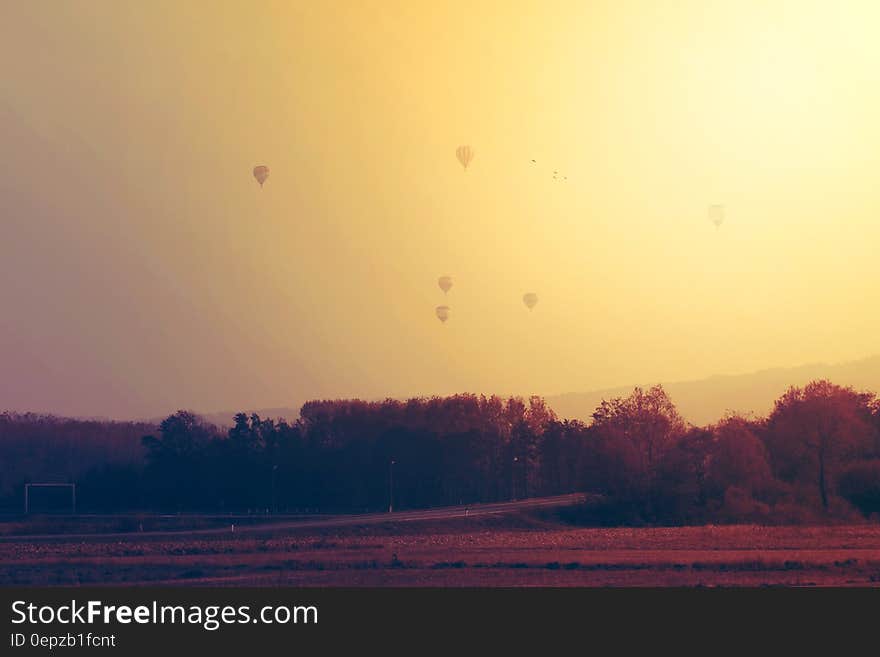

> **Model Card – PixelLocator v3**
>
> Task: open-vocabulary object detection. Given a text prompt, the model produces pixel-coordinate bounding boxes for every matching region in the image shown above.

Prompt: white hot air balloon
[455,145,474,170]
[523,293,538,310]
[435,305,450,323]
[253,165,270,188]
[438,276,453,295]
[708,204,724,229]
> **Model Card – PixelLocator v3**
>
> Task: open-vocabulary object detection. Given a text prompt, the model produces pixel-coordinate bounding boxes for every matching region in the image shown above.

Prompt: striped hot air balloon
[436,305,450,323]
[455,145,474,170]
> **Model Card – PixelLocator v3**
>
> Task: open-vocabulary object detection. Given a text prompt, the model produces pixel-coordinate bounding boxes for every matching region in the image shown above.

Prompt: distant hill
[165,356,880,429]
[546,355,880,426]
[191,407,302,428]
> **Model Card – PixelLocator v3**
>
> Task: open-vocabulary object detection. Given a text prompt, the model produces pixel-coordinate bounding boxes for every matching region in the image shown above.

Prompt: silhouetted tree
[142,411,220,510]
[838,460,880,515]
[0,412,151,510]
[142,411,214,461]
[707,415,773,499]
[592,385,687,484]
[654,427,713,522]
[765,381,875,510]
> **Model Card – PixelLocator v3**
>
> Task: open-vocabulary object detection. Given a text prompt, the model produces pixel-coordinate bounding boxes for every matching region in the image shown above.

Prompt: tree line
[3,380,880,524]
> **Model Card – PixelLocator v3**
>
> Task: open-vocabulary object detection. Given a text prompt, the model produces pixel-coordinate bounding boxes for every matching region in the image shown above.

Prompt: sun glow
[2,1,880,417]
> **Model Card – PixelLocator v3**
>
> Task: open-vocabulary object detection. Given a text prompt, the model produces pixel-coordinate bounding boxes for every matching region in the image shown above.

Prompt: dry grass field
[3,514,880,586]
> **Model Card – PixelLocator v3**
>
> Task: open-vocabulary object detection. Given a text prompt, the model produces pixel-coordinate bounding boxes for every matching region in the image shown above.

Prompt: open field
[0,494,587,541]
[0,513,326,538]
[3,514,880,586]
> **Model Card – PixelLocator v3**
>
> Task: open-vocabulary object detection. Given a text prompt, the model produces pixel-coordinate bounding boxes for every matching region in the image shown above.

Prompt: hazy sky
[2,1,880,419]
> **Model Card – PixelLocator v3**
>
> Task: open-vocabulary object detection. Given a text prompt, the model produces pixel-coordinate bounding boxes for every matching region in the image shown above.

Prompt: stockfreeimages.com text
[11,600,317,631]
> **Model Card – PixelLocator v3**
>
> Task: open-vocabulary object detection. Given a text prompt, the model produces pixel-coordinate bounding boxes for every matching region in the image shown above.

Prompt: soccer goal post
[24,483,76,514]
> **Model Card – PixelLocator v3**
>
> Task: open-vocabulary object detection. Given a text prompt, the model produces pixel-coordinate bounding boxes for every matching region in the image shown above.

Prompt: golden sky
[2,1,880,418]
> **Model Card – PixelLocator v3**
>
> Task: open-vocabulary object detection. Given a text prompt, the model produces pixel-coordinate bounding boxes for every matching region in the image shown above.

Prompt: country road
[0,493,587,543]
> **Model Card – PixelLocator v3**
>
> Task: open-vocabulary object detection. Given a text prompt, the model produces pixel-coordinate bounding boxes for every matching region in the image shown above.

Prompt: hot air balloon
[253,165,270,188]
[438,276,453,295]
[523,293,538,310]
[436,305,450,323]
[455,145,474,170]
[708,204,724,229]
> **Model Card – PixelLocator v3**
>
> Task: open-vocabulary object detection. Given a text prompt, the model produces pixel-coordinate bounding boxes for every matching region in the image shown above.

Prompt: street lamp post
[388,459,396,513]
[271,464,278,513]
[512,455,519,501]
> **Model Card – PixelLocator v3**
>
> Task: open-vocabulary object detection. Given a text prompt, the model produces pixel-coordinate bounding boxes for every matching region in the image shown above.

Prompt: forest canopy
[2,381,880,524]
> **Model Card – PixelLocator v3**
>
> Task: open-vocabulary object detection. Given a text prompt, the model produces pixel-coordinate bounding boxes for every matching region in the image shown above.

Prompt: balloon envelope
[435,305,450,323]
[438,276,453,294]
[523,293,538,310]
[708,204,724,228]
[455,145,473,170]
[253,165,270,187]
